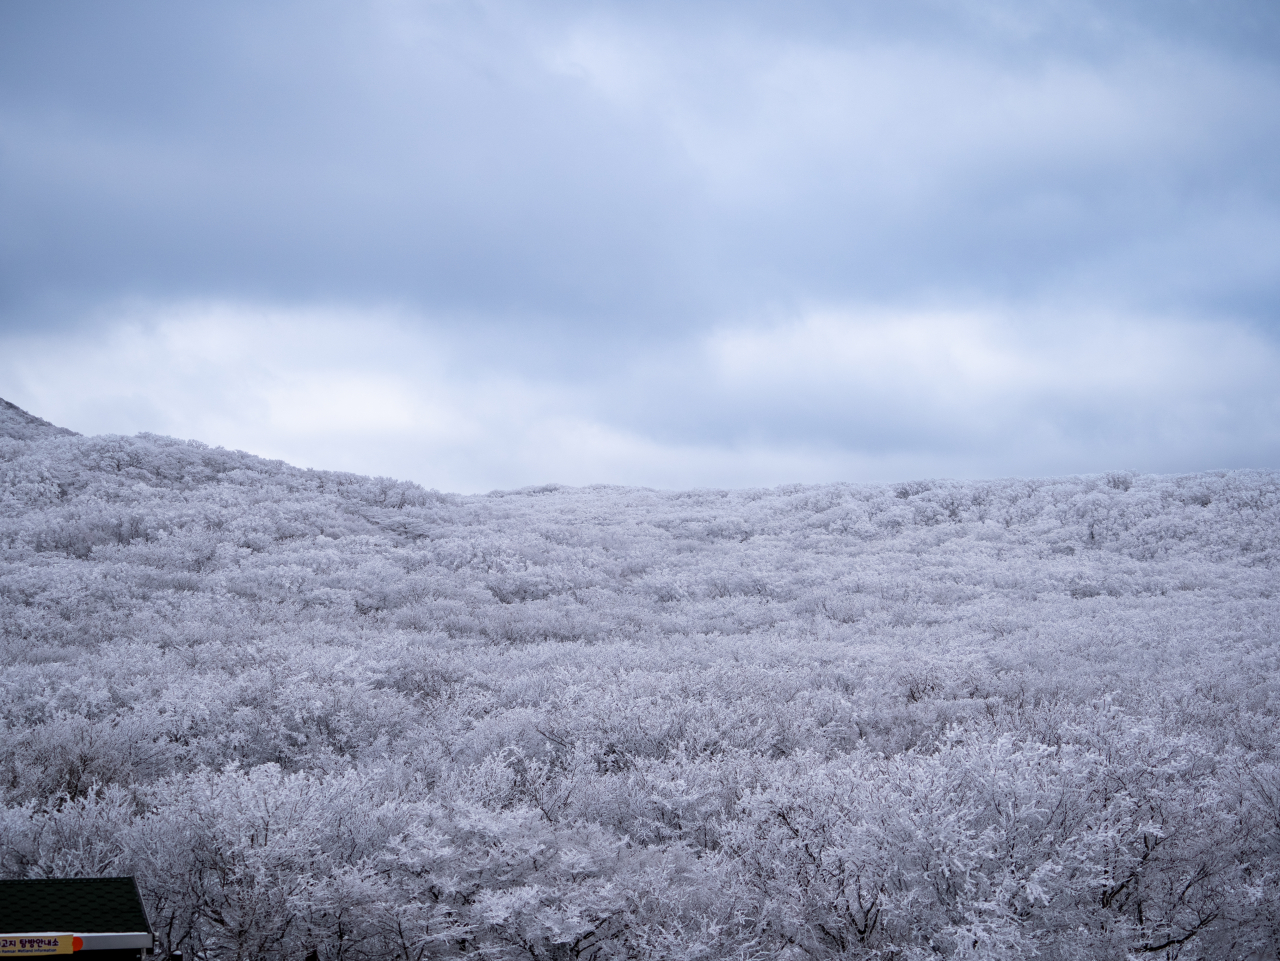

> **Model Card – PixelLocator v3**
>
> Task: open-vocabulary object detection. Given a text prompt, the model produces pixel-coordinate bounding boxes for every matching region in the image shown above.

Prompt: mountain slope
[2,400,1278,961]
[0,398,80,441]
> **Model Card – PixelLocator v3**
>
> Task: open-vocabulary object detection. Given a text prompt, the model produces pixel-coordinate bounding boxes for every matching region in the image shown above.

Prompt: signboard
[0,936,81,956]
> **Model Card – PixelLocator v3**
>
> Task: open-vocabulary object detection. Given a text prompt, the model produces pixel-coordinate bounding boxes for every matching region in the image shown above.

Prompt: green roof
[0,878,152,934]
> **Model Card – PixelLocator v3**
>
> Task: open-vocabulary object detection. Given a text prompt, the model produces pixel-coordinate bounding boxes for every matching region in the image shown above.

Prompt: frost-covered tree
[2,398,1279,958]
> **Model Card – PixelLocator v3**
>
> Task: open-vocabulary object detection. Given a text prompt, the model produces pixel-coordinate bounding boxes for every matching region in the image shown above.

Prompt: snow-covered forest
[2,397,1279,960]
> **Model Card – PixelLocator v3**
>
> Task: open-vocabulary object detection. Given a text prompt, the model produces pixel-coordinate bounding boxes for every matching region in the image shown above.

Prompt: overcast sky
[3,0,1279,492]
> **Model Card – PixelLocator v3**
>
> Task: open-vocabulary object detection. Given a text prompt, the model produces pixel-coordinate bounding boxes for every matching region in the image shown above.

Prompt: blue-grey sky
[3,0,1279,491]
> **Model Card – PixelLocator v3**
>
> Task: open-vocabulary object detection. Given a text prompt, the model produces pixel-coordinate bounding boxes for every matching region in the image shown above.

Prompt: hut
[0,878,156,960]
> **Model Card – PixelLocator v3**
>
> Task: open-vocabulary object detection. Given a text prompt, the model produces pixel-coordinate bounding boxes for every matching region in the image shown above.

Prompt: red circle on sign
[72,937,83,952]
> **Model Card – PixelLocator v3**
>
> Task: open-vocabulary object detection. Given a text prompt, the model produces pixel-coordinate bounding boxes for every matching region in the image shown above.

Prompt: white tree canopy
[2,400,1278,959]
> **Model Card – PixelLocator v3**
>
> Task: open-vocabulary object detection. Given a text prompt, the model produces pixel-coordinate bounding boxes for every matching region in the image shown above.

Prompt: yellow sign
[0,936,80,956]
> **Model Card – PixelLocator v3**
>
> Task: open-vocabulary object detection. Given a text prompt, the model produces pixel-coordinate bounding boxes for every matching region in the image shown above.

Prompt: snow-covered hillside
[2,399,1278,960]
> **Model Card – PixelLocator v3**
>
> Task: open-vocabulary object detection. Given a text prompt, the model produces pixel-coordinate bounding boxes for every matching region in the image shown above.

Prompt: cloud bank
[2,0,1278,488]
[3,302,1274,492]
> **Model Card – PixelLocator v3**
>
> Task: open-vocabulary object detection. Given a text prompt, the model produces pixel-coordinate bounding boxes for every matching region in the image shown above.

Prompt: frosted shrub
[2,406,1278,958]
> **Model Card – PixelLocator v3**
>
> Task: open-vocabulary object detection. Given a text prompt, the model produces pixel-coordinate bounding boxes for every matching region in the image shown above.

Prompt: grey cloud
[3,0,1279,337]
[2,0,1279,487]
[0,1,710,329]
